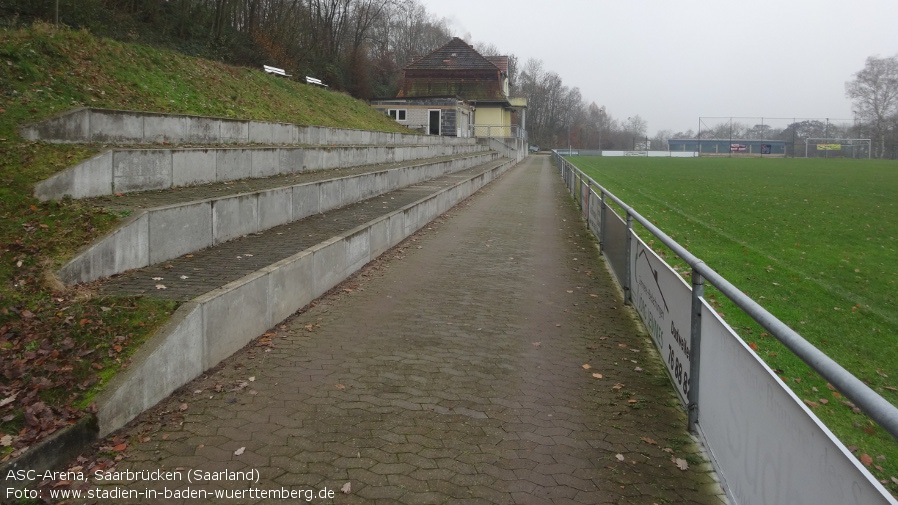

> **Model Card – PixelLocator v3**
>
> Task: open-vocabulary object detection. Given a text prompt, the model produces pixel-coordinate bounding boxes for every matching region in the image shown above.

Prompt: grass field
[569,155,898,491]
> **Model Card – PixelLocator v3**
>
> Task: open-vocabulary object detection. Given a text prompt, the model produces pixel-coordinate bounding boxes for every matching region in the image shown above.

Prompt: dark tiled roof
[485,56,508,74]
[406,37,500,71]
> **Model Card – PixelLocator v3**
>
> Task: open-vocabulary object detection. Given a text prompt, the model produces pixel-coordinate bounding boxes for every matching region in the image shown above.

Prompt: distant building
[668,139,787,156]
[371,38,526,138]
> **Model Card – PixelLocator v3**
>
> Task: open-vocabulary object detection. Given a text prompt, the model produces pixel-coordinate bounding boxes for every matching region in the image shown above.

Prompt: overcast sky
[416,0,898,135]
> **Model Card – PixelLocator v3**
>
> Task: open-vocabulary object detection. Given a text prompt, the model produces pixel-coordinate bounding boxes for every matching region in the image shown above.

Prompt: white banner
[697,301,897,505]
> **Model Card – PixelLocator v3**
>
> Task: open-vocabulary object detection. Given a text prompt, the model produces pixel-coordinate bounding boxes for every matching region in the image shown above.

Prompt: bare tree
[846,55,898,158]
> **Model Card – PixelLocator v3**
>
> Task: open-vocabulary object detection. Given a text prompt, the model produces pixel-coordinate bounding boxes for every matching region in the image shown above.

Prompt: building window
[387,109,407,121]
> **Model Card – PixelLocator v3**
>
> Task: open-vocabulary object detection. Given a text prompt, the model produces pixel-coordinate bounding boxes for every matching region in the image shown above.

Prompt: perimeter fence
[693,116,868,158]
[554,151,898,505]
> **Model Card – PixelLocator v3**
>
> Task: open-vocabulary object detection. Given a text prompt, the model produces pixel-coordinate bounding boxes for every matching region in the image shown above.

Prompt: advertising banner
[629,234,693,404]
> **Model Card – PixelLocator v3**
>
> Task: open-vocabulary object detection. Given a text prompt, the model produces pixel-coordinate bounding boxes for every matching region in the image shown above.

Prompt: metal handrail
[553,151,898,441]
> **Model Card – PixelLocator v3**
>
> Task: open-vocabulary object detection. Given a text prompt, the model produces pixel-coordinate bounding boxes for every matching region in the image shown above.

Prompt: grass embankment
[571,156,898,492]
[0,22,410,460]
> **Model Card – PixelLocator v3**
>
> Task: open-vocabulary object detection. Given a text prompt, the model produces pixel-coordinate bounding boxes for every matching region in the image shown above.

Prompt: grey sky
[417,0,898,135]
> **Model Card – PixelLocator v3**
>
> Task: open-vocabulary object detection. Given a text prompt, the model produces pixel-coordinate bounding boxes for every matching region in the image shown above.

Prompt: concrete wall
[96,157,516,436]
[58,152,499,284]
[484,137,526,163]
[34,144,487,200]
[19,108,479,147]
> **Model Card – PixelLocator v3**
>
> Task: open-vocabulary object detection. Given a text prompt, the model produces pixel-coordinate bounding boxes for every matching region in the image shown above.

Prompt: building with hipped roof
[371,38,526,139]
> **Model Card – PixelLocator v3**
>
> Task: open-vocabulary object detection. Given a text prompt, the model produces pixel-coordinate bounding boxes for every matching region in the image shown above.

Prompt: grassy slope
[571,156,898,492]
[0,23,410,458]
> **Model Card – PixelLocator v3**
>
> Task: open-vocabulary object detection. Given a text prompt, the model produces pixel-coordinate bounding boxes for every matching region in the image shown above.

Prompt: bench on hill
[263,65,292,77]
[305,76,328,88]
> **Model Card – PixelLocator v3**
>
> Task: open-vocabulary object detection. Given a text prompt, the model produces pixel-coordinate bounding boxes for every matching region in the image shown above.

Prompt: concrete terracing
[34,144,489,201]
[20,107,478,146]
[57,152,499,284]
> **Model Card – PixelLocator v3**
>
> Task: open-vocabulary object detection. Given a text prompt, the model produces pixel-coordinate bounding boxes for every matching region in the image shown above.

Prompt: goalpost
[804,138,871,159]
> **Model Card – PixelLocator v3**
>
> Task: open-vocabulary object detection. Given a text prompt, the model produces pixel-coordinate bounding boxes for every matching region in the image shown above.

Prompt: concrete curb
[0,415,99,491]
[57,152,499,284]
[34,144,488,201]
[94,157,518,437]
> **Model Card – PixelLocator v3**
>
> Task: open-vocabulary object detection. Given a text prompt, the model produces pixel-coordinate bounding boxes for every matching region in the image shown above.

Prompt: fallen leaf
[112,443,127,452]
[304,324,314,332]
[612,383,623,390]
[641,437,657,445]
[628,399,638,404]
[861,454,873,467]
[234,447,245,456]
[248,376,255,382]
[0,393,17,408]
[335,384,346,390]
[592,373,603,379]
[749,342,759,351]
[618,343,628,349]
[672,457,689,471]
[581,364,592,370]
[179,403,188,412]
[155,284,167,290]
[0,434,13,446]
[615,454,625,462]
[341,482,352,494]
[179,275,189,280]
[662,447,674,454]
[803,399,820,409]
[566,290,574,294]
[634,367,643,372]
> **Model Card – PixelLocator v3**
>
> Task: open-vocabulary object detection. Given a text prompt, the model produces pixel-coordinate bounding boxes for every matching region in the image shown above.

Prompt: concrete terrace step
[20,107,477,147]
[98,158,511,301]
[34,143,490,201]
[58,151,499,284]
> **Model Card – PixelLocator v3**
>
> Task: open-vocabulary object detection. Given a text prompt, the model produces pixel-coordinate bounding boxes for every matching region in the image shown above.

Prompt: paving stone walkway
[77,155,727,504]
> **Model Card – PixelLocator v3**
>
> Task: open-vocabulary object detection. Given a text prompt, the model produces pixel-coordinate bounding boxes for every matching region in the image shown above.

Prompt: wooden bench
[263,65,292,78]
[305,76,328,88]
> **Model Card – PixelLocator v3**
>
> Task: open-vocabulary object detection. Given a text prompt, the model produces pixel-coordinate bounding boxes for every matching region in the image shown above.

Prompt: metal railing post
[688,267,704,431]
[623,213,633,305]
[599,192,606,254]
[585,179,591,222]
